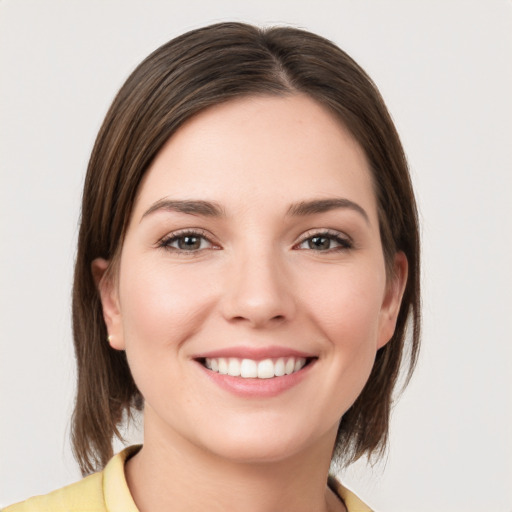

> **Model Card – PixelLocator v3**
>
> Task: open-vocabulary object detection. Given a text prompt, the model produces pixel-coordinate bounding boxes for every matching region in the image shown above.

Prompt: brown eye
[159,231,215,253]
[178,236,202,250]
[296,231,352,252]
[308,236,331,250]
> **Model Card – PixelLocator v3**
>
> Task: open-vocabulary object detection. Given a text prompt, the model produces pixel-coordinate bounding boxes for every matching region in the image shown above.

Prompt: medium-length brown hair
[72,21,420,475]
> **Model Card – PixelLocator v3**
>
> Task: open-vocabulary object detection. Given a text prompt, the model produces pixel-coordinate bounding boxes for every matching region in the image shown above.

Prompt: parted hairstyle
[72,21,420,476]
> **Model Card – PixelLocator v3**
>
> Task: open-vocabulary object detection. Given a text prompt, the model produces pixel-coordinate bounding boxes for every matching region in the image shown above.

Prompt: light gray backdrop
[1,1,511,511]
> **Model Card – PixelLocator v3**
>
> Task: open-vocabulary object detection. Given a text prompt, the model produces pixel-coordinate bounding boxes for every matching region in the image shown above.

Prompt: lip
[192,345,317,361]
[193,346,317,398]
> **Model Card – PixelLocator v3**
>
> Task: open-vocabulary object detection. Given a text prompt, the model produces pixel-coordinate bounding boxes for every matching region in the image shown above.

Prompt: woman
[5,22,420,512]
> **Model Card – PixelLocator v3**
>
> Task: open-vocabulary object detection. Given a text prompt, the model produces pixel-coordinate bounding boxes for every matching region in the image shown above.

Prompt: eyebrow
[141,199,225,221]
[286,198,370,224]
[141,197,369,224]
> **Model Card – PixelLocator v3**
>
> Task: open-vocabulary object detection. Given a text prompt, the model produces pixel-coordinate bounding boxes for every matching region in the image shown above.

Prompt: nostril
[271,315,285,321]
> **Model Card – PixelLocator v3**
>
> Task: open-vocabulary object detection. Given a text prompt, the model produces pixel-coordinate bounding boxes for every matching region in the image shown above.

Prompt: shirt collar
[103,445,141,512]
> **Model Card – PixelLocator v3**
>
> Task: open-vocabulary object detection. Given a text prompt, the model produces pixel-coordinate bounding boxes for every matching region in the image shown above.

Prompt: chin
[193,418,335,466]
[204,437,307,465]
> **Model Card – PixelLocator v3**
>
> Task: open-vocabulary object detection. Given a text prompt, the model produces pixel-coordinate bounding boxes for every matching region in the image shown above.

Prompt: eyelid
[294,228,353,250]
[297,228,351,241]
[157,228,221,252]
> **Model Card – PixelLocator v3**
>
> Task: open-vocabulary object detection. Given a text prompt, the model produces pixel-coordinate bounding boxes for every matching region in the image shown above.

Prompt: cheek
[116,259,220,409]
[118,260,217,352]
[305,264,385,344]
[301,263,386,403]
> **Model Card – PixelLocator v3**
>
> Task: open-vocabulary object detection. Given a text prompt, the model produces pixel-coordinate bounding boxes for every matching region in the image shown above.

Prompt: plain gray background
[1,1,511,510]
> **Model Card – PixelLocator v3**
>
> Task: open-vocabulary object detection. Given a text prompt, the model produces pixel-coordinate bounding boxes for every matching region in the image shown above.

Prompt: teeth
[285,358,295,375]
[257,359,275,379]
[218,358,228,375]
[203,356,307,379]
[240,359,258,378]
[274,358,285,377]
[228,358,241,377]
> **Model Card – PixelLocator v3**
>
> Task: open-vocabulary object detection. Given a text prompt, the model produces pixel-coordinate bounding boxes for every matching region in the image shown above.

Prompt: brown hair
[72,21,420,475]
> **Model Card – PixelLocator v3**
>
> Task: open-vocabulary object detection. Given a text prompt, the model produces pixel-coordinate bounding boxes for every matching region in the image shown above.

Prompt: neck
[125,410,344,512]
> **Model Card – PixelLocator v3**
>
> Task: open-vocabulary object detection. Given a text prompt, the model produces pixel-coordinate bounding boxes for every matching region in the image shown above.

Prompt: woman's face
[96,94,406,463]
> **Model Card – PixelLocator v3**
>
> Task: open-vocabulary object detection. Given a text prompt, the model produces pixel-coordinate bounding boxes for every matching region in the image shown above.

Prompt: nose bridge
[221,240,295,327]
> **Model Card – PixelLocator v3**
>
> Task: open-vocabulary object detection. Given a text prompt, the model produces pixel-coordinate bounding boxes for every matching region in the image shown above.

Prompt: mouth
[196,356,316,379]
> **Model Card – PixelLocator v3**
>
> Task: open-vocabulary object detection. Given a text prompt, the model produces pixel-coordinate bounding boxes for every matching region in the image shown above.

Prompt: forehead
[133,94,376,220]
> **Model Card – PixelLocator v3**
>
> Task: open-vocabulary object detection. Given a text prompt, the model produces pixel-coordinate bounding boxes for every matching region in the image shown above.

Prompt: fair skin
[94,94,407,512]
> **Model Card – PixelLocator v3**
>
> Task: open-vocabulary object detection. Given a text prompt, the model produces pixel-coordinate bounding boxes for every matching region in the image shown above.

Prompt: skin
[94,94,407,512]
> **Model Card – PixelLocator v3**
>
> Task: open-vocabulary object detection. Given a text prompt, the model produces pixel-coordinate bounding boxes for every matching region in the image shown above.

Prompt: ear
[91,258,125,351]
[377,251,408,349]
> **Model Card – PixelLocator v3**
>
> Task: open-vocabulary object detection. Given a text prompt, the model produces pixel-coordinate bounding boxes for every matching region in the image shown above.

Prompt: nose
[220,248,296,328]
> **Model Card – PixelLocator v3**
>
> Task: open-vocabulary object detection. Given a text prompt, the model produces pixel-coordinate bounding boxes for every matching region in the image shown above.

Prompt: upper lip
[192,345,317,361]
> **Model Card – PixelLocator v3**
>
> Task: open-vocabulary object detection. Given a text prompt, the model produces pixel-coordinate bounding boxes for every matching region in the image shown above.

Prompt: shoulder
[2,472,104,512]
[3,446,141,512]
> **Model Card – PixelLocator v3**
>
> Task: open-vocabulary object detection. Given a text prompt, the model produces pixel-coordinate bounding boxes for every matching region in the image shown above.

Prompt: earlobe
[377,251,408,349]
[91,258,125,351]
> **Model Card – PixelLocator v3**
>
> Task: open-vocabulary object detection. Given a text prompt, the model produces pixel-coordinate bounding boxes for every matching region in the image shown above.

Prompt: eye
[295,231,352,251]
[158,230,218,253]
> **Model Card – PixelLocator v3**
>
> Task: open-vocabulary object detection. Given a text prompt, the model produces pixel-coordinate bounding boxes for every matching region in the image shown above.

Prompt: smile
[202,357,308,379]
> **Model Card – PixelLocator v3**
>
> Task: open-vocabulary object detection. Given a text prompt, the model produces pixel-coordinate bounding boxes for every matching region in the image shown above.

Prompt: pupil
[309,236,330,250]
[179,236,200,250]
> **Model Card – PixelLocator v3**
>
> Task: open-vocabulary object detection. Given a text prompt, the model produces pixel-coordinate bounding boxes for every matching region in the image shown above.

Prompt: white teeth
[240,359,258,378]
[218,358,228,375]
[227,358,241,377]
[257,359,275,379]
[203,356,308,379]
[274,358,285,377]
[285,358,295,375]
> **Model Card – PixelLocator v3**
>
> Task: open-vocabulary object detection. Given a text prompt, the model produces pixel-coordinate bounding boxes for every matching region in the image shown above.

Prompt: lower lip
[196,360,316,398]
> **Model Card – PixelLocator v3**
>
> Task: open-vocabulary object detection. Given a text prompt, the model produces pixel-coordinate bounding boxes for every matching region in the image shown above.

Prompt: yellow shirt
[3,446,372,512]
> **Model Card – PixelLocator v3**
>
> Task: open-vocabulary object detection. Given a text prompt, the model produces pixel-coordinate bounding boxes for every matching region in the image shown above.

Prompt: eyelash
[157,229,353,255]
[294,230,353,252]
[157,229,218,255]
